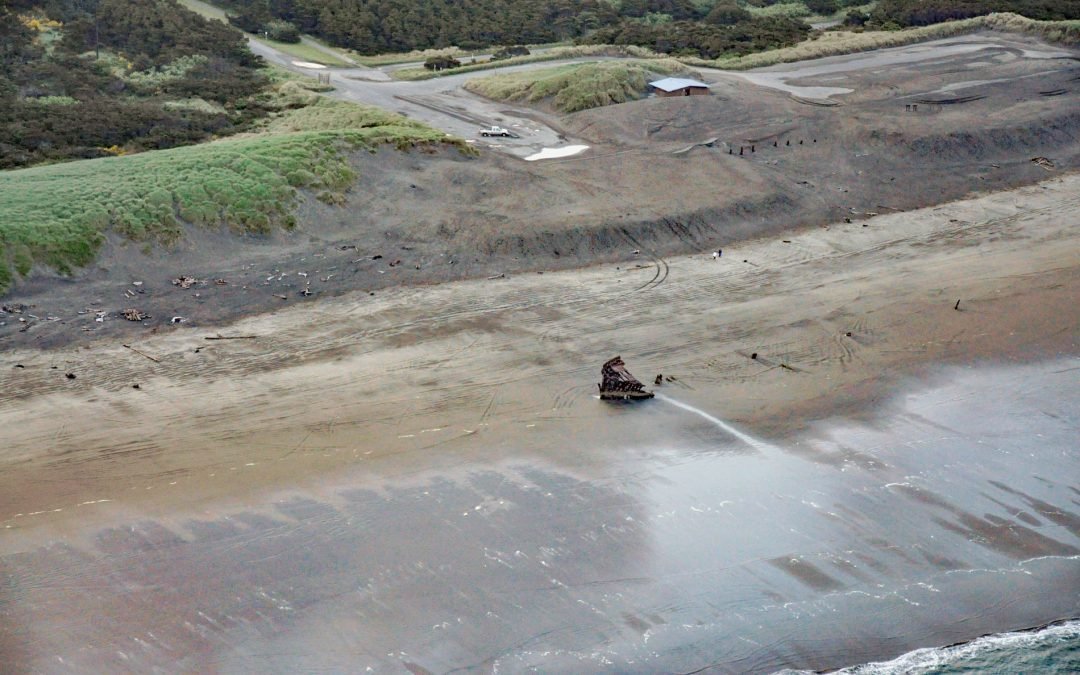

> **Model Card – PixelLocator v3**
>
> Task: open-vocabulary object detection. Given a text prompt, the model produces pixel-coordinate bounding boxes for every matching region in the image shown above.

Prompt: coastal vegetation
[207,0,818,58]
[202,1,1079,62]
[0,0,269,169]
[463,59,692,112]
[0,90,469,293]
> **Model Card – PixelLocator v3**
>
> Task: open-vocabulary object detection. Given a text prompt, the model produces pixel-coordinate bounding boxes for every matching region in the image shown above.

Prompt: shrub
[844,8,870,25]
[26,95,79,105]
[265,20,301,43]
[492,45,531,60]
[423,55,462,71]
[705,3,753,25]
[805,0,841,15]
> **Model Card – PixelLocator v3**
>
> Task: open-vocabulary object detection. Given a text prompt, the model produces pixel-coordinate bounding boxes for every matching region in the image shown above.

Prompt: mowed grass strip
[463,59,691,113]
[391,44,661,80]
[260,37,355,67]
[0,116,461,292]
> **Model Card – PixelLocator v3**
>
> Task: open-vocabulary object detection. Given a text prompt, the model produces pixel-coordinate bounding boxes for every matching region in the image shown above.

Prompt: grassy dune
[684,12,1080,70]
[463,59,691,113]
[0,92,465,292]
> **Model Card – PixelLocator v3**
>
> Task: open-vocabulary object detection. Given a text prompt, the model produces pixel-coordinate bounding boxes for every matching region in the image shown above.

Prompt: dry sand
[3,173,1077,515]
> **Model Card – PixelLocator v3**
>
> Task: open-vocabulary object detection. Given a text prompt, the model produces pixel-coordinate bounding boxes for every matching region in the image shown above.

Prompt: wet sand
[2,175,1078,672]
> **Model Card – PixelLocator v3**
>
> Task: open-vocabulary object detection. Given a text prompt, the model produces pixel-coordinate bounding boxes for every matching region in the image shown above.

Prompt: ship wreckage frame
[598,356,655,402]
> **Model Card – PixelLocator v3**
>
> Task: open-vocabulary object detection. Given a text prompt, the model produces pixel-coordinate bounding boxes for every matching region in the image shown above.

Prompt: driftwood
[204,334,258,340]
[123,344,160,363]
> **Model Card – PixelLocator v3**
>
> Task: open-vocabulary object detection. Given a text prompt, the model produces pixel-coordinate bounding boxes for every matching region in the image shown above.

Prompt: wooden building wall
[656,87,710,97]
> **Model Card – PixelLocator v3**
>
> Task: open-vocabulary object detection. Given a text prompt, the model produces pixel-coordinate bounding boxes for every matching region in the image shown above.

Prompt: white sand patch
[524,145,589,161]
[292,61,327,69]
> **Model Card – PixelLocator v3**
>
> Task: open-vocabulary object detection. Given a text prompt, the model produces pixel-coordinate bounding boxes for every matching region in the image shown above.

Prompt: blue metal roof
[649,77,710,92]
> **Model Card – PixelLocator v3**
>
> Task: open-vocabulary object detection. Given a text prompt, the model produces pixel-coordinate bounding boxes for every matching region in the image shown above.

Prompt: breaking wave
[780,619,1080,674]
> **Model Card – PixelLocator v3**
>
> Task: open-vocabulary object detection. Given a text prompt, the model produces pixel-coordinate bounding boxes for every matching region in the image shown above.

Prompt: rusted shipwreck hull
[598,356,654,401]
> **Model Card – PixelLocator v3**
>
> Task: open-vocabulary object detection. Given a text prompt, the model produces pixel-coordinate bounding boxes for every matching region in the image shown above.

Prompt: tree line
[209,0,816,54]
[211,0,624,53]
[212,0,1080,56]
[578,14,811,59]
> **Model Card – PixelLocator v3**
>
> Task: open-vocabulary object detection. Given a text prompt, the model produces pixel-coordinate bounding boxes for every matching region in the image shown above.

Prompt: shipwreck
[598,356,655,401]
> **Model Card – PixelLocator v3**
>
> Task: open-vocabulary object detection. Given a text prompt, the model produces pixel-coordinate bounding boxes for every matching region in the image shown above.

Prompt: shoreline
[2,171,1077,524]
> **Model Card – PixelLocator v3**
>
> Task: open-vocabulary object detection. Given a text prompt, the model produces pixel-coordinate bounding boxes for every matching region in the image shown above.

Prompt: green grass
[258,96,442,134]
[177,0,227,21]
[351,42,570,67]
[261,38,354,67]
[353,47,491,67]
[392,44,662,80]
[747,2,812,19]
[463,59,695,113]
[0,87,468,292]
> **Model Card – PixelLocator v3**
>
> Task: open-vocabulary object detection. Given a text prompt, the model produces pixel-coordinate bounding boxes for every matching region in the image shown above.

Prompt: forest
[211,0,818,54]
[0,0,269,169]
[213,0,624,52]
[210,0,1079,58]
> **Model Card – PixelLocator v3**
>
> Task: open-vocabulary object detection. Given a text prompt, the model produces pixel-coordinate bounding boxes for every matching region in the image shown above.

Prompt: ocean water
[780,619,1080,674]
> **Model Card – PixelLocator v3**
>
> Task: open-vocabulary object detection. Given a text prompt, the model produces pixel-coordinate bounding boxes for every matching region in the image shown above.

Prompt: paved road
[247,39,578,158]
[182,0,571,157]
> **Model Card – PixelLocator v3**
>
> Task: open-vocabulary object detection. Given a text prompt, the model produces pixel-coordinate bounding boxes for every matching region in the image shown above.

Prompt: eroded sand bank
[1,175,1078,672]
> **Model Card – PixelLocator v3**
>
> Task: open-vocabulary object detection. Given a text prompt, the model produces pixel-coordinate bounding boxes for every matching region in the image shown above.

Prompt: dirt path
[3,173,1077,528]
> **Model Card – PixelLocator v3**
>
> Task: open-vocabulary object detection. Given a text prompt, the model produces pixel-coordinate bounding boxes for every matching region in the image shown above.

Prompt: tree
[805,0,839,15]
[704,3,752,25]
[843,8,868,25]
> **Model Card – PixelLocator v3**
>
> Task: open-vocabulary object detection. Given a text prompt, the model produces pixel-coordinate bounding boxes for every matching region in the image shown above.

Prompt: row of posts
[729,138,816,155]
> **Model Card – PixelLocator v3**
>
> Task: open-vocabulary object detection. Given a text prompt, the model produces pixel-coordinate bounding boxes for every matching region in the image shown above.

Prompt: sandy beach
[2,172,1077,672]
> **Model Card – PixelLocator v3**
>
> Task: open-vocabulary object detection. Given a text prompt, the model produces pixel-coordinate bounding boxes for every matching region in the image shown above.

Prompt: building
[649,77,711,97]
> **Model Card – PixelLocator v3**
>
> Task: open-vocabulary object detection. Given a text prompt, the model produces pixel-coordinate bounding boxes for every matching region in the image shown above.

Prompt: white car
[479,126,515,137]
